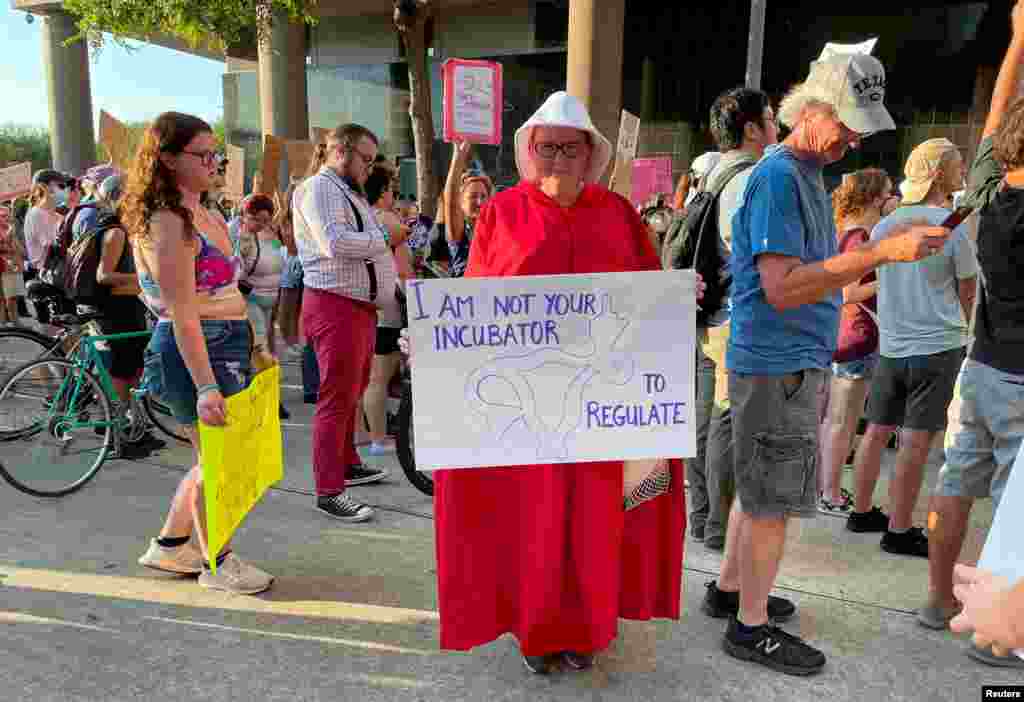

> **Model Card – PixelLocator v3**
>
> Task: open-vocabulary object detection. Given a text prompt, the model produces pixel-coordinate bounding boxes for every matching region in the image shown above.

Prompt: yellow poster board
[199,364,283,573]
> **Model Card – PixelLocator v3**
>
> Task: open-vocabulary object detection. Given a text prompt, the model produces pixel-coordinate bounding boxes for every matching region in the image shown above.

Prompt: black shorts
[375,326,401,355]
[866,347,966,432]
[94,296,149,381]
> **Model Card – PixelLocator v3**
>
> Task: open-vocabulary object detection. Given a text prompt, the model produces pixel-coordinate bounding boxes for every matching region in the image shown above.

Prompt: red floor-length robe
[434,180,686,656]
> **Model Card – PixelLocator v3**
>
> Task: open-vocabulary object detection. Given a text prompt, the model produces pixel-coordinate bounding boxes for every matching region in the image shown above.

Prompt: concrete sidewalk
[0,368,1017,702]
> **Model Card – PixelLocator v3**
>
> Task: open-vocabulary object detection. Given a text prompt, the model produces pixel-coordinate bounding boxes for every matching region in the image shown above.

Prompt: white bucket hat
[514,91,613,185]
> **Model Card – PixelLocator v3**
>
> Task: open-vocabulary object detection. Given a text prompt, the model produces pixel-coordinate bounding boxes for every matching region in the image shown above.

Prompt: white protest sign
[617,110,641,160]
[0,162,32,201]
[977,440,1024,660]
[407,270,696,470]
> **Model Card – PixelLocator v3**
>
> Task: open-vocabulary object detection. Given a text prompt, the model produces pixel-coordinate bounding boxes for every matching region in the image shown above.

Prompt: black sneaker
[346,464,389,486]
[723,617,826,676]
[702,580,796,622]
[522,655,552,674]
[315,493,375,522]
[110,441,154,460]
[279,404,291,420]
[846,506,889,533]
[129,431,167,451]
[881,527,929,558]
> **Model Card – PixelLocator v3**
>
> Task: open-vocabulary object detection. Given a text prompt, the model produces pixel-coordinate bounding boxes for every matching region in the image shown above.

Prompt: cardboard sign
[259,134,284,194]
[617,109,641,160]
[285,140,315,183]
[98,110,133,171]
[977,440,1024,660]
[442,58,503,145]
[224,144,246,201]
[407,270,697,470]
[609,109,641,197]
[631,156,674,208]
[818,38,878,62]
[199,364,284,574]
[0,162,32,201]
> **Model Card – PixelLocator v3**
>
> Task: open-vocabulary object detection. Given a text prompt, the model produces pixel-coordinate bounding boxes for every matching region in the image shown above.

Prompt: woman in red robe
[434,91,697,674]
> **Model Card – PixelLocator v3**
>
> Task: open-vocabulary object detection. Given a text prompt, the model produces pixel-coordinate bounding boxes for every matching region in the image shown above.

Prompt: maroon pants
[302,289,377,496]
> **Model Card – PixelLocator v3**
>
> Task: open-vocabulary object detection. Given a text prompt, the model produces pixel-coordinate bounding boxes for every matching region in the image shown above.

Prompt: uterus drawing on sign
[457,74,493,112]
[464,293,636,460]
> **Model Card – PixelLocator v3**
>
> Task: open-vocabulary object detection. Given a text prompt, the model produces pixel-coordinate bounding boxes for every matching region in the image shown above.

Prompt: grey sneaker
[138,538,203,575]
[916,602,961,630]
[966,643,1024,668]
[198,553,274,595]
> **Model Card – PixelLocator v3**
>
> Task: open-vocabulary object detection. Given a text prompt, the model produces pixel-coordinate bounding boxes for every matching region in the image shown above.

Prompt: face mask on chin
[50,186,68,209]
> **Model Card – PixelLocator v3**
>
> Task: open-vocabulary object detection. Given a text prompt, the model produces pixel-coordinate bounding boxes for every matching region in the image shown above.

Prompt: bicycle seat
[51,311,104,327]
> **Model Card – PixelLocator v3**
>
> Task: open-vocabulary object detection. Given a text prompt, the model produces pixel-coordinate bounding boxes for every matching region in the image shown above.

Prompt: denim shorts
[142,320,252,425]
[936,360,1024,508]
[831,353,878,381]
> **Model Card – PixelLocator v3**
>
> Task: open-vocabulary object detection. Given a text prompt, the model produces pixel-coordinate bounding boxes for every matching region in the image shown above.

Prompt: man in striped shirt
[292,123,398,523]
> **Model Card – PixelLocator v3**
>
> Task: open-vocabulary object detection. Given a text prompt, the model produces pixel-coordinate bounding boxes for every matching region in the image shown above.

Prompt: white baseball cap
[805,53,896,135]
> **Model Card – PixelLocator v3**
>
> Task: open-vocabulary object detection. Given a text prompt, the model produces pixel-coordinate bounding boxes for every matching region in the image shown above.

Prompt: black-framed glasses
[534,141,585,160]
[182,149,218,167]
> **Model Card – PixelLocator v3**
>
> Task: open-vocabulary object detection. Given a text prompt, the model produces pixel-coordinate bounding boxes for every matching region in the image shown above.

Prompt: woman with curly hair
[818,168,899,515]
[125,111,273,594]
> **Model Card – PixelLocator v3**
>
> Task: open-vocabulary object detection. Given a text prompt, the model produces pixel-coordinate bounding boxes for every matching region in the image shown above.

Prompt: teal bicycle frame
[47,327,152,438]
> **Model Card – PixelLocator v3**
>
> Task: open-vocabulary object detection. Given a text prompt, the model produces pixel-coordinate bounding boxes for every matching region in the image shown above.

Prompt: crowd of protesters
[5,1,1024,682]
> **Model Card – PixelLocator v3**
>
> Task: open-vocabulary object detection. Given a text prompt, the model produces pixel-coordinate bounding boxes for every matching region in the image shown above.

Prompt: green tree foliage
[63,0,317,53]
[0,125,52,172]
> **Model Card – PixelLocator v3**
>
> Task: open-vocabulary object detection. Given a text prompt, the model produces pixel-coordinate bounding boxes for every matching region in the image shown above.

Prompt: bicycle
[0,310,188,497]
[0,291,187,445]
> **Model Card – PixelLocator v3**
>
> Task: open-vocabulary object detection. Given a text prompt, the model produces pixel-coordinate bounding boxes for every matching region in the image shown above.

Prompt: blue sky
[1,7,225,128]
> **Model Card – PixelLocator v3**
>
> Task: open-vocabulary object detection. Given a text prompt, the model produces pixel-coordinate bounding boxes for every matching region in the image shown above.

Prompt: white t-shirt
[871,205,978,358]
[24,206,62,270]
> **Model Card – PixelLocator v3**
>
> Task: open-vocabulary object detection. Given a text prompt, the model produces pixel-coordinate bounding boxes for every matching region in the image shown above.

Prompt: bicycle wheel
[396,381,433,496]
[142,394,190,444]
[0,358,113,497]
[0,327,62,379]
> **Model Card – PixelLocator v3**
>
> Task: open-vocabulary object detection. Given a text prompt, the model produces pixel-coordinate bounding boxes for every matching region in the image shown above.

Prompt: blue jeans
[142,320,252,425]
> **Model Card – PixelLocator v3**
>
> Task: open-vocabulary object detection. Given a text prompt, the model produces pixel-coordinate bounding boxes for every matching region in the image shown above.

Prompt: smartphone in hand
[941,206,974,230]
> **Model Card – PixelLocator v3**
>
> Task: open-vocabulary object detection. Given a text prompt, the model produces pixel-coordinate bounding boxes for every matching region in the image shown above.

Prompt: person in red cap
[431,91,703,675]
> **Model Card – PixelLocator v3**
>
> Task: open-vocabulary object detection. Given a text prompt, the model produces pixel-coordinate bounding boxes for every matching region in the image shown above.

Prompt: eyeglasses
[343,146,376,166]
[182,150,219,167]
[533,142,586,160]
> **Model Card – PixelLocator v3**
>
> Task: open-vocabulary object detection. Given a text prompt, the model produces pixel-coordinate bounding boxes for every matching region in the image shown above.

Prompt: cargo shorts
[730,369,826,519]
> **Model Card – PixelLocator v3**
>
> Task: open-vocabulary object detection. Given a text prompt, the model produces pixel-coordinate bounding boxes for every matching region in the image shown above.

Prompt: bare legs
[716,502,788,626]
[819,376,869,502]
[157,428,225,560]
[362,351,400,444]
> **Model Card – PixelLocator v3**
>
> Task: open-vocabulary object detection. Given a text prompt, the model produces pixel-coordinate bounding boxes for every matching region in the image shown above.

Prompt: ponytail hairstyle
[306,142,328,178]
[831,168,890,229]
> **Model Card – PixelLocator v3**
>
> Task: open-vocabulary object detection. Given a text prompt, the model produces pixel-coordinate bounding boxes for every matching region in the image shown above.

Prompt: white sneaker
[198,553,274,595]
[138,538,204,575]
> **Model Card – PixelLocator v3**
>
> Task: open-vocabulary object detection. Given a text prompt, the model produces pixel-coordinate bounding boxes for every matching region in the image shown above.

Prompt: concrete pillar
[41,11,96,175]
[640,57,657,123]
[567,0,626,178]
[257,11,309,140]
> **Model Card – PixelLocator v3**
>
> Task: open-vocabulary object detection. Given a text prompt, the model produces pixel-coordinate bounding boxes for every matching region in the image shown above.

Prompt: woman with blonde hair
[125,111,273,594]
[443,142,494,277]
[818,168,899,514]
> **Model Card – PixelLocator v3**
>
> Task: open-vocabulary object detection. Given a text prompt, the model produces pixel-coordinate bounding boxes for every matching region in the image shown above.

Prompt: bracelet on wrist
[196,383,220,397]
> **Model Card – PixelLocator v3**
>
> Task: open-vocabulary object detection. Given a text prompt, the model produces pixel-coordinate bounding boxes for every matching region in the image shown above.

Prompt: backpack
[660,159,755,326]
[66,210,122,303]
[38,203,94,295]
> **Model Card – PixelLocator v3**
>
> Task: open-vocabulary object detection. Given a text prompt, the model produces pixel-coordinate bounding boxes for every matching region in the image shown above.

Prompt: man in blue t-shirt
[702,52,953,676]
